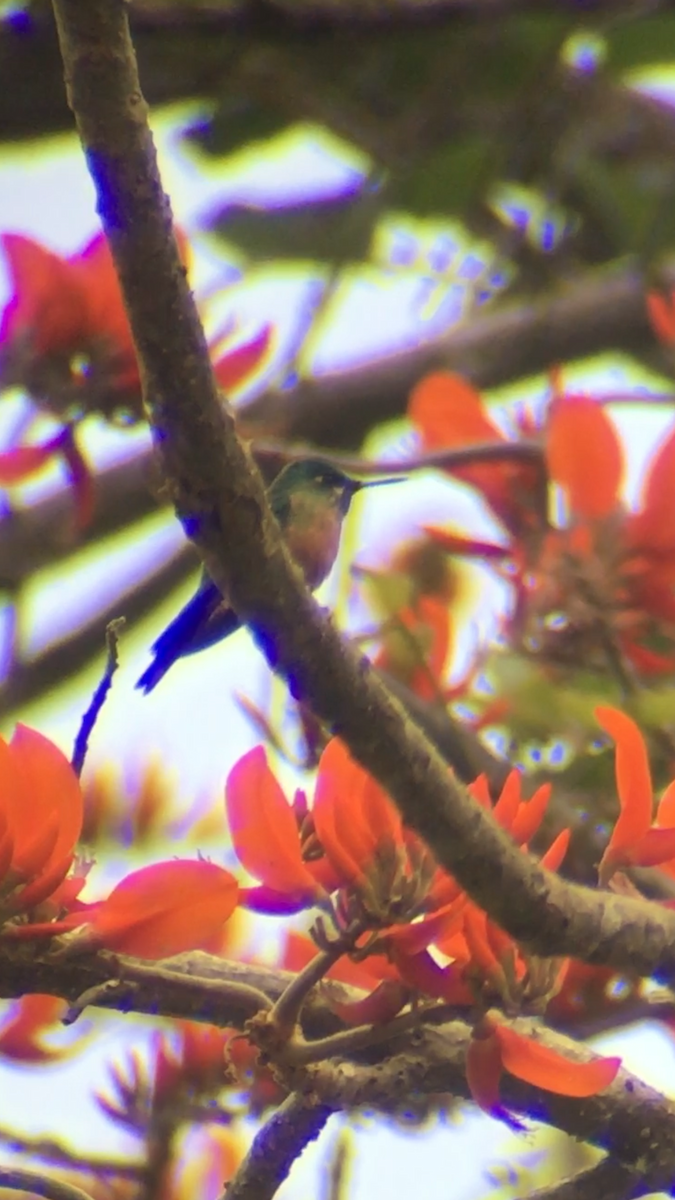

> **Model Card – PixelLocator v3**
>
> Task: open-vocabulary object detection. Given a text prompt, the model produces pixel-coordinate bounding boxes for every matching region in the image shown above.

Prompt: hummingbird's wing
[136,572,241,693]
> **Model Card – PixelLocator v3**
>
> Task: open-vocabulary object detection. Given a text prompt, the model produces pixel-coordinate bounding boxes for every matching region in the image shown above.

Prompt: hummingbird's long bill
[359,477,404,489]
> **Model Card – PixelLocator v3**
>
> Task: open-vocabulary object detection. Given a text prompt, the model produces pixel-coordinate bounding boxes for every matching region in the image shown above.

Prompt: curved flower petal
[540,828,571,872]
[632,424,675,552]
[313,740,374,885]
[9,726,83,866]
[0,233,86,355]
[466,1030,503,1115]
[213,326,273,391]
[510,782,552,845]
[90,860,239,959]
[595,707,653,849]
[225,747,321,900]
[494,1023,620,1096]
[325,979,409,1027]
[546,396,623,520]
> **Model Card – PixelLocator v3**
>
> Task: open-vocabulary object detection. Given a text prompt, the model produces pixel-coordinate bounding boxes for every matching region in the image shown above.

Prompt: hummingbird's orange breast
[285,494,344,590]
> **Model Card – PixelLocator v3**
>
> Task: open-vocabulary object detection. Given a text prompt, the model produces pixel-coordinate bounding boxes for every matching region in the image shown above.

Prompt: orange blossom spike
[546,396,623,521]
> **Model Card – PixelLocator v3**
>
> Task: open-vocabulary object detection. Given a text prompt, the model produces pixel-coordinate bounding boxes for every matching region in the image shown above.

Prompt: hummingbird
[136,458,402,693]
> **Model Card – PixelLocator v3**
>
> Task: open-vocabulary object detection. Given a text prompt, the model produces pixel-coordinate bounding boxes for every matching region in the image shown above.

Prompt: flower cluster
[5,715,655,1122]
[0,230,272,527]
[409,371,675,683]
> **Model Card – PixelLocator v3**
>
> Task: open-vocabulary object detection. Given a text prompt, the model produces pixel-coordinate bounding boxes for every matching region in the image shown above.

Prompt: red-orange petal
[510,783,552,845]
[313,739,373,885]
[494,1023,621,1095]
[9,726,83,865]
[540,827,570,872]
[0,994,68,1063]
[213,326,273,392]
[0,233,86,355]
[657,780,675,828]
[0,440,61,485]
[408,372,501,449]
[325,979,409,1027]
[392,947,474,1005]
[546,396,623,520]
[492,770,523,832]
[91,860,239,958]
[384,896,465,957]
[466,1030,503,1114]
[646,290,675,345]
[595,707,653,847]
[622,826,675,869]
[633,424,675,552]
[225,747,320,900]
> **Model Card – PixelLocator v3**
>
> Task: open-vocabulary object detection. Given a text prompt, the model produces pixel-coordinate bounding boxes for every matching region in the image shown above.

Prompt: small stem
[71,618,125,777]
[269,948,344,1036]
[0,1167,96,1200]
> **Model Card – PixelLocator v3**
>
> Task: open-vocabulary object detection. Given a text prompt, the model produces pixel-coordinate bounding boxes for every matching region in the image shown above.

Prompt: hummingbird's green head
[273,458,402,517]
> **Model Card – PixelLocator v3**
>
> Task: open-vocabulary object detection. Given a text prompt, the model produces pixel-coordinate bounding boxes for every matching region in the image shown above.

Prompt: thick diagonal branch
[49,0,675,982]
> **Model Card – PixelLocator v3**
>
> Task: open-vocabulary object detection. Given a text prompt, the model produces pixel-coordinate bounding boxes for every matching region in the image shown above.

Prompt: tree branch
[0,1166,96,1200]
[520,1160,647,1200]
[48,0,675,989]
[221,1092,335,1200]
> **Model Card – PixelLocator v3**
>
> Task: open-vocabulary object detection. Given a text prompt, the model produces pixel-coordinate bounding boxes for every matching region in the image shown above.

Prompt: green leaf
[210,185,382,263]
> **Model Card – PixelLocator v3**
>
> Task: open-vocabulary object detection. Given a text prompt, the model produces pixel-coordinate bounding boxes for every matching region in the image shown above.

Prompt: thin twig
[0,1166,96,1200]
[71,618,125,777]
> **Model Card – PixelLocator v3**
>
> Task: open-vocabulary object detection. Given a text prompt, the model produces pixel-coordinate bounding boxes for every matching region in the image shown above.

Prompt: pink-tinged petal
[238,884,316,915]
[90,860,239,959]
[0,438,62,486]
[494,1023,621,1096]
[212,326,273,391]
[595,707,653,847]
[546,396,623,519]
[225,747,321,900]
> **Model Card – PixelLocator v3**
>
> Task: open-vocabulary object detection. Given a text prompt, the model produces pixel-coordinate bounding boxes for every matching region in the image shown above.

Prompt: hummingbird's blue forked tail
[136,581,240,693]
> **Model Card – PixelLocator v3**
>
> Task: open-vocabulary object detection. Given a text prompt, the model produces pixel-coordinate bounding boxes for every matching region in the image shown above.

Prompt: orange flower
[595,706,675,883]
[545,394,623,521]
[0,725,83,917]
[408,371,541,537]
[225,746,330,912]
[0,995,69,1064]
[467,1014,620,1122]
[212,325,273,392]
[78,859,239,959]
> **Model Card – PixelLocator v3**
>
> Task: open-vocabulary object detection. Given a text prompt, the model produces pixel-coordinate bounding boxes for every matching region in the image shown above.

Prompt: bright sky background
[1,75,675,1199]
